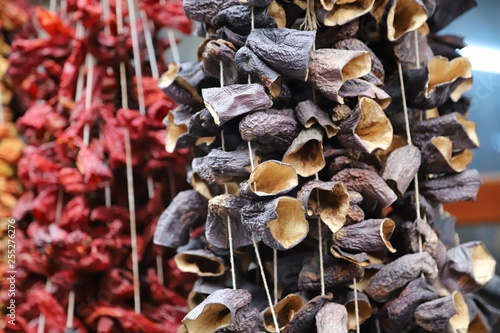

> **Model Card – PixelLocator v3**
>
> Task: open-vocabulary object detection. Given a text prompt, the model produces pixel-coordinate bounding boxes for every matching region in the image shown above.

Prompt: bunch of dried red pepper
[1,1,194,332]
[155,0,500,332]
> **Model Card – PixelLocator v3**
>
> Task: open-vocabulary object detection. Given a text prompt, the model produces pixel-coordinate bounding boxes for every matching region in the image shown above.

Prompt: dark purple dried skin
[238,109,300,151]
[218,26,248,48]
[327,155,371,178]
[421,139,472,174]
[427,34,467,60]
[191,148,250,184]
[153,190,208,248]
[338,79,391,107]
[246,28,316,81]
[379,277,439,333]
[402,219,447,269]
[333,218,395,253]
[394,31,434,70]
[188,108,220,138]
[314,19,359,48]
[427,0,477,32]
[202,39,240,86]
[295,100,339,138]
[211,5,276,35]
[238,0,274,6]
[165,105,198,151]
[282,294,334,333]
[420,168,481,204]
[183,0,240,24]
[366,252,439,302]
[414,293,466,333]
[381,145,421,197]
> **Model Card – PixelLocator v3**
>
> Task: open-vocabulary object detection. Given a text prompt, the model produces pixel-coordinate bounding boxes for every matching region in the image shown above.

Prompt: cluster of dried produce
[1,1,194,332]
[155,0,500,332]
[0,0,27,299]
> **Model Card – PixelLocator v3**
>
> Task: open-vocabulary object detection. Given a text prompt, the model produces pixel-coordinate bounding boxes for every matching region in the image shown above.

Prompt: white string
[273,248,278,304]
[60,0,67,20]
[167,30,181,66]
[0,86,4,124]
[102,0,110,36]
[65,290,75,329]
[353,278,360,333]
[37,279,53,333]
[315,174,325,296]
[126,0,146,115]
[83,54,94,147]
[140,10,160,79]
[49,0,56,12]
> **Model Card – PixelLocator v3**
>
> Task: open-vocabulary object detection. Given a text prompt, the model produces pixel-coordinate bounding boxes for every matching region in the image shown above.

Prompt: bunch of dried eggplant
[154,0,499,332]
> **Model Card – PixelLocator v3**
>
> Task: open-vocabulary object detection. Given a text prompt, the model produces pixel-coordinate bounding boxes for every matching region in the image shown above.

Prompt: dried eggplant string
[49,0,57,13]
[353,277,360,333]
[116,0,141,314]
[0,86,4,124]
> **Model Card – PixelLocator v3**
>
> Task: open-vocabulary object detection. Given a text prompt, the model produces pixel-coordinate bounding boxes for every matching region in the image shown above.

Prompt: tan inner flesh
[450,292,469,332]
[283,140,325,177]
[264,294,304,331]
[268,197,308,249]
[327,0,375,26]
[166,112,188,153]
[426,57,472,97]
[346,300,372,330]
[455,112,480,147]
[387,0,427,41]
[379,218,397,253]
[356,97,393,152]
[250,161,298,195]
[342,52,372,81]
[432,136,473,172]
[309,184,350,233]
[175,253,225,276]
[183,303,231,333]
[471,243,496,285]
[158,62,179,89]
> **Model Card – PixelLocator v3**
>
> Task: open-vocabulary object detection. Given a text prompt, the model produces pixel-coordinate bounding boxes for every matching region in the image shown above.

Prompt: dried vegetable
[1,1,193,332]
[155,0,500,332]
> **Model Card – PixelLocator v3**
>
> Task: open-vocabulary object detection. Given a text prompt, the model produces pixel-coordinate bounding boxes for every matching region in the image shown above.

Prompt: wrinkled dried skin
[165,106,197,153]
[379,277,439,333]
[175,249,226,277]
[422,136,473,174]
[327,155,371,177]
[192,148,250,184]
[188,280,224,310]
[238,0,274,6]
[189,108,220,138]
[316,302,348,333]
[402,218,447,269]
[427,0,476,32]
[246,28,316,81]
[241,196,308,250]
[334,218,397,253]
[183,288,253,333]
[298,256,364,291]
[249,160,299,197]
[297,180,350,233]
[261,294,304,331]
[159,62,205,106]
[222,305,259,332]
[345,204,365,225]
[338,97,393,153]
[239,109,300,151]
[212,5,277,34]
[202,84,273,125]
[330,245,371,266]
[332,168,397,210]
[202,39,239,86]
[324,0,376,26]
[413,112,479,150]
[235,46,282,97]
[283,127,326,177]
[282,294,333,333]
[206,194,253,248]
[339,79,392,109]
[420,168,481,204]
[395,31,434,69]
[154,190,208,248]
[309,49,371,103]
[407,57,473,109]
[183,0,239,23]
[441,241,496,295]
[366,252,438,302]
[382,145,421,196]
[386,0,428,41]
[295,100,339,138]
[415,292,469,333]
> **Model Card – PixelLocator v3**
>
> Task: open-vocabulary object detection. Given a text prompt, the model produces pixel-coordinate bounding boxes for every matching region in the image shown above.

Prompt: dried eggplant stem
[308,49,371,103]
[297,180,350,233]
[382,145,421,196]
[316,302,348,333]
[282,294,333,333]
[295,100,339,138]
[333,218,397,253]
[175,250,226,277]
[248,160,299,197]
[415,291,469,333]
[421,136,473,174]
[261,294,304,332]
[283,127,326,177]
[366,252,438,302]
[202,83,273,125]
[441,241,496,294]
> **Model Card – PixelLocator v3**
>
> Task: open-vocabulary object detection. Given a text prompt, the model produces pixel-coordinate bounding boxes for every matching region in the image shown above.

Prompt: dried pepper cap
[308,48,371,103]
[202,83,273,125]
[315,302,349,333]
[182,288,258,333]
[175,249,226,277]
[415,291,469,333]
[296,179,350,233]
[260,293,304,332]
[283,127,326,177]
[333,218,397,253]
[246,28,316,81]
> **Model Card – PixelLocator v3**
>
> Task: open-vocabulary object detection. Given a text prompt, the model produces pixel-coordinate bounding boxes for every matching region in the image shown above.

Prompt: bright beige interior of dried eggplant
[386,0,427,41]
[268,1,287,28]
[455,112,480,148]
[341,51,372,82]
[158,62,180,90]
[165,112,188,153]
[355,97,394,153]
[320,0,334,10]
[449,291,469,333]
[326,0,375,26]
[426,57,472,98]
[308,183,350,233]
[249,160,298,196]
[188,291,209,310]
[268,197,308,249]
[263,294,305,331]
[282,139,325,178]
[264,75,283,98]
[470,243,496,285]
[175,252,225,277]
[183,303,231,333]
[345,297,373,330]
[431,136,473,173]
[379,218,397,253]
